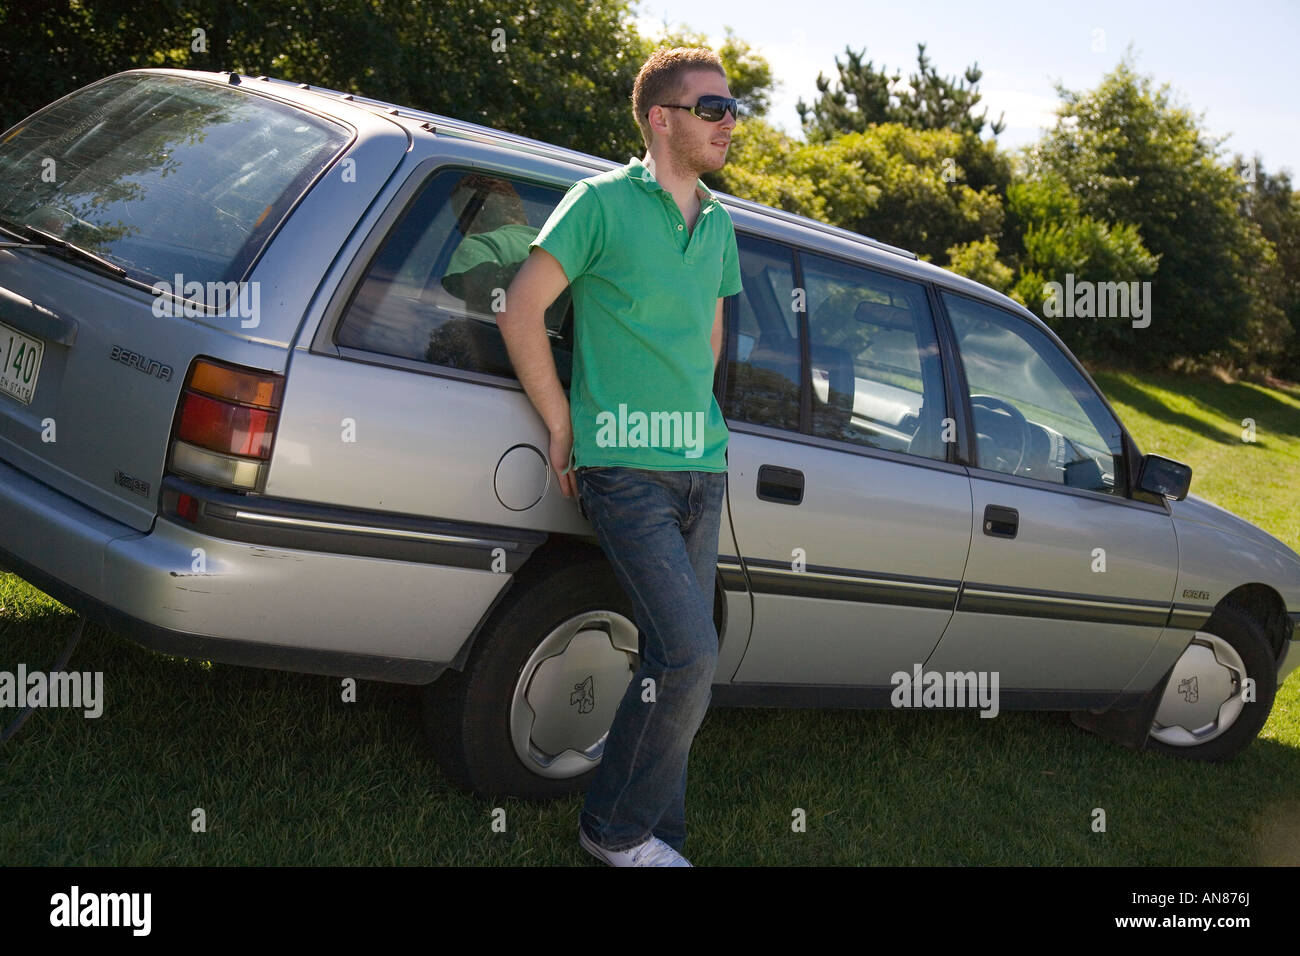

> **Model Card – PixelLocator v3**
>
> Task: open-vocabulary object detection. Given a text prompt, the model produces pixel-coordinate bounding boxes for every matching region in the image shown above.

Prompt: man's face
[656,69,736,176]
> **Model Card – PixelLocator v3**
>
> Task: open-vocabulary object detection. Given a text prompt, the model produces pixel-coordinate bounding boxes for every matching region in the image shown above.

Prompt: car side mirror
[1137,454,1192,500]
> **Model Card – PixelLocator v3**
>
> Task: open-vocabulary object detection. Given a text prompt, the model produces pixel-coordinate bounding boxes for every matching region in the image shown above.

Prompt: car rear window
[0,73,349,285]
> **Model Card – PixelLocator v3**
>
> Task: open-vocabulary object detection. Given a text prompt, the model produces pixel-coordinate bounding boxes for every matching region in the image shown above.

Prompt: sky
[632,0,1300,177]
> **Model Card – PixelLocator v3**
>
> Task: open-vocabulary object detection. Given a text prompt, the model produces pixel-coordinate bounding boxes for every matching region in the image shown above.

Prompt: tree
[946,238,1013,294]
[1025,55,1289,373]
[1005,173,1159,362]
[0,0,656,163]
[715,119,1007,264]
[797,42,1005,142]
[796,46,896,141]
[894,44,1005,138]
[1239,157,1300,378]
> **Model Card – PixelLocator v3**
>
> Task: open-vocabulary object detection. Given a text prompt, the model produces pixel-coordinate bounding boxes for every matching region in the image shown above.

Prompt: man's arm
[711,297,724,373]
[497,246,577,498]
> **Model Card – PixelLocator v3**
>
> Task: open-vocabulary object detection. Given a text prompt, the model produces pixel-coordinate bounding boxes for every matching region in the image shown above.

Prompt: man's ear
[646,104,669,139]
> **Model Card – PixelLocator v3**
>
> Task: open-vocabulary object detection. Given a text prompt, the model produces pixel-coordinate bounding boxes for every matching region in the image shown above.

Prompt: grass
[2,367,1297,866]
[1094,370,1300,553]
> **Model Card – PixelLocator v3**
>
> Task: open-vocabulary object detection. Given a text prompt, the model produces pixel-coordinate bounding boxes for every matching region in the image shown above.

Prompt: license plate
[0,319,43,405]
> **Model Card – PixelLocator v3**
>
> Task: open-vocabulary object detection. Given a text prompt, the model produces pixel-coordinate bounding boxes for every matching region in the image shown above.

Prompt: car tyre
[1146,601,1276,761]
[422,556,640,800]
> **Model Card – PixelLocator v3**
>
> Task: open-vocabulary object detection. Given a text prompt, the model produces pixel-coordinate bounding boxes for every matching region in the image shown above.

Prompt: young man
[496,47,742,866]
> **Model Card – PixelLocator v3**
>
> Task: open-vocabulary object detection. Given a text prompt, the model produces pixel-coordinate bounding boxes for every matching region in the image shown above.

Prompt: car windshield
[0,73,349,285]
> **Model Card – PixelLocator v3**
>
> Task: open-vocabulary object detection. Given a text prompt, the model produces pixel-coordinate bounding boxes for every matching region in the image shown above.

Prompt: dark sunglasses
[656,95,740,122]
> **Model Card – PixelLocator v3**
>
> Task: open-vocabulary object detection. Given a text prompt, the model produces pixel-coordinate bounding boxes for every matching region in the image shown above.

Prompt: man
[496,46,742,866]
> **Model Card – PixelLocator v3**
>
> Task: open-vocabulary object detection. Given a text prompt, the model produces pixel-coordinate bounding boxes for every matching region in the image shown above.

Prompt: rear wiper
[0,216,33,245]
[0,216,127,279]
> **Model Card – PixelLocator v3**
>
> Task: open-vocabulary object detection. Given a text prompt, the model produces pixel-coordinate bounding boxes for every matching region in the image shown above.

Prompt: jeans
[574,465,727,853]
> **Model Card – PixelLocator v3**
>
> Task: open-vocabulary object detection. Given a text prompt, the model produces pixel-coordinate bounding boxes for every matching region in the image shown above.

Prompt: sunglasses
[655,95,740,123]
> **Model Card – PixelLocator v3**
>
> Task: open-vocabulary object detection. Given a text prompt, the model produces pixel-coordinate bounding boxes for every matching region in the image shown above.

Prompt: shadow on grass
[1094,369,1300,451]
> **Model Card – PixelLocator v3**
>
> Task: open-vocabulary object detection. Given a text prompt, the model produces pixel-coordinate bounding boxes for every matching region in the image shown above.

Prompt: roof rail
[724,197,918,260]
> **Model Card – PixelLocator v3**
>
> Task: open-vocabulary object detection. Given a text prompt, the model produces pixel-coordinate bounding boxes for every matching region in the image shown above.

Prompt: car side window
[942,292,1125,495]
[799,251,950,461]
[337,169,573,385]
[723,233,801,431]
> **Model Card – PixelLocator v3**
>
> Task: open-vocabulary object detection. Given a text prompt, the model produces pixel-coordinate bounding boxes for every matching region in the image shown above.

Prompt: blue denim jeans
[574,465,727,853]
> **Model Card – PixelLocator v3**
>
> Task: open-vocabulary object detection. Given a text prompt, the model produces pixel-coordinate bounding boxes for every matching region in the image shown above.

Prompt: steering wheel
[969,394,1030,475]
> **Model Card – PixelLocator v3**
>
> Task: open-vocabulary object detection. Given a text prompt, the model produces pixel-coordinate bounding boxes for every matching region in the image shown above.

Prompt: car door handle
[983,504,1019,539]
[757,465,804,505]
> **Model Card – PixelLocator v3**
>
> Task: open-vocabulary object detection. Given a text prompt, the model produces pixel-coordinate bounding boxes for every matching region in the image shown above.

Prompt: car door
[923,290,1178,697]
[723,234,974,687]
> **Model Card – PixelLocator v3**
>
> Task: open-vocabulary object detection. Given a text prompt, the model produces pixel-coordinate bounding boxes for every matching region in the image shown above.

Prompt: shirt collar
[627,156,715,205]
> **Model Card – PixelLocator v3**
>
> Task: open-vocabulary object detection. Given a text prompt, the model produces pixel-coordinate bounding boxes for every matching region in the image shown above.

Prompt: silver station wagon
[1,69,1296,799]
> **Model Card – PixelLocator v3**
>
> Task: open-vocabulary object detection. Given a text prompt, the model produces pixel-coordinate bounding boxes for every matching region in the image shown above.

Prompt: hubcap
[509,609,639,778]
[1150,631,1247,747]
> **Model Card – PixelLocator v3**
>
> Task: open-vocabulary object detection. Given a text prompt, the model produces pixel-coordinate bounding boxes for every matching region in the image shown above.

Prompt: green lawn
[1094,370,1300,555]
[1,368,1297,865]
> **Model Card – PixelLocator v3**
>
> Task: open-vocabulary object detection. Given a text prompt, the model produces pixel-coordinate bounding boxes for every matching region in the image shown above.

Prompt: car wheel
[1146,602,1277,761]
[422,556,640,800]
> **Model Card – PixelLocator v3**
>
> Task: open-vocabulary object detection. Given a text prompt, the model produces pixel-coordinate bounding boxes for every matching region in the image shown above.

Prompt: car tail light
[167,358,284,492]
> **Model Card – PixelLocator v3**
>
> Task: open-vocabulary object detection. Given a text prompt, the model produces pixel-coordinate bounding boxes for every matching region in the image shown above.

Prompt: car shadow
[1094,369,1300,451]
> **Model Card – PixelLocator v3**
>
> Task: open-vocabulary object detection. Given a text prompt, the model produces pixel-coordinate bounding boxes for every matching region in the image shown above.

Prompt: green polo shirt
[444,223,539,313]
[529,156,742,474]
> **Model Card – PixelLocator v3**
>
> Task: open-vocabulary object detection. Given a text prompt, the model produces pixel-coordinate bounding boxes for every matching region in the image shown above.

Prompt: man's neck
[641,151,704,211]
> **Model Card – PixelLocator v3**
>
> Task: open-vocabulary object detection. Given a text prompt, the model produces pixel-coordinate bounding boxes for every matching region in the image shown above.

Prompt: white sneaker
[579,828,692,866]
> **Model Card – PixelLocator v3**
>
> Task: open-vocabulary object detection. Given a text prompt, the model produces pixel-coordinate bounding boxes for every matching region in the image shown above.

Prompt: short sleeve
[442,234,497,297]
[529,179,604,283]
[718,212,742,298]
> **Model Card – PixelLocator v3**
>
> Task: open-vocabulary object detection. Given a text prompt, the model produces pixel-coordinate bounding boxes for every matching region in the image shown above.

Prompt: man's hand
[549,424,575,501]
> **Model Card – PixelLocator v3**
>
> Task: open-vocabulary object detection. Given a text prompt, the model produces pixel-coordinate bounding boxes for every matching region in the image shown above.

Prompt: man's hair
[632,47,727,149]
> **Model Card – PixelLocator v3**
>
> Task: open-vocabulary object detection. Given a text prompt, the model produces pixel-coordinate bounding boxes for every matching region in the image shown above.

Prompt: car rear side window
[724,233,801,431]
[0,73,349,285]
[336,169,573,383]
